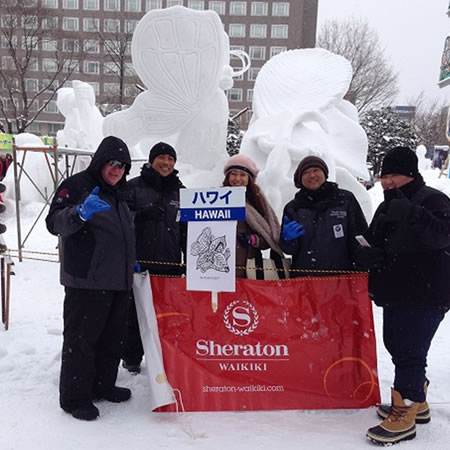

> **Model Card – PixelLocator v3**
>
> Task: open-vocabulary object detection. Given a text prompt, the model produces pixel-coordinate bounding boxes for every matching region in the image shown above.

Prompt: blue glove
[282,215,305,241]
[134,262,142,273]
[76,186,111,221]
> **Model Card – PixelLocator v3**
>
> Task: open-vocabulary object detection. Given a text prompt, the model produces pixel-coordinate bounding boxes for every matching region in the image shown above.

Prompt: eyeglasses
[108,160,126,169]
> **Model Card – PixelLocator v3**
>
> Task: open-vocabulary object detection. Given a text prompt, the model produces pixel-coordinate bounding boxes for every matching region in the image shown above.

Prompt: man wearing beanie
[359,146,450,445]
[280,155,367,276]
[122,142,186,374]
[46,136,135,421]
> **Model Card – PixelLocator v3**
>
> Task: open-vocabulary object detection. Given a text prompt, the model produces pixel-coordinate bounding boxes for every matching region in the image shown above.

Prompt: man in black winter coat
[280,156,368,276]
[122,142,185,374]
[46,136,136,421]
[359,147,450,445]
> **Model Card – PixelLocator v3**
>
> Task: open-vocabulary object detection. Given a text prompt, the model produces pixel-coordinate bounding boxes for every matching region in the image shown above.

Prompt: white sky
[317,0,450,106]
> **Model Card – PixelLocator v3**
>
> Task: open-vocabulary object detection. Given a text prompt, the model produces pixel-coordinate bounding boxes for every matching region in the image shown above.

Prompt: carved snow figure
[191,227,231,273]
[103,5,249,187]
[417,145,431,172]
[240,48,373,220]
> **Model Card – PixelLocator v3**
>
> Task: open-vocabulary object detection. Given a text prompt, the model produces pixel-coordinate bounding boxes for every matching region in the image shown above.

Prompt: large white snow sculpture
[103,6,248,186]
[56,80,104,152]
[240,48,373,220]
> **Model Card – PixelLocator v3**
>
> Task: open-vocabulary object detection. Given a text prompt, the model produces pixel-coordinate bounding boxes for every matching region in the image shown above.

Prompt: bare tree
[94,13,140,115]
[409,93,448,150]
[317,17,399,113]
[0,0,80,133]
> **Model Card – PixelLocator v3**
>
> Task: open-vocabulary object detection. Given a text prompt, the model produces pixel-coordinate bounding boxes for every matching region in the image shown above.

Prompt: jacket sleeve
[45,180,87,238]
[347,194,369,264]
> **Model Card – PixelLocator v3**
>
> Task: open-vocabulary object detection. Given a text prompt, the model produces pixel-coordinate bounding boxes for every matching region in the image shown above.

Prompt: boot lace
[388,404,409,422]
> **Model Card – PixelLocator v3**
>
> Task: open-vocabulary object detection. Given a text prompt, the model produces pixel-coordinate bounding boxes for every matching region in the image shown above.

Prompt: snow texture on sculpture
[56,80,104,151]
[240,48,373,220]
[103,6,249,187]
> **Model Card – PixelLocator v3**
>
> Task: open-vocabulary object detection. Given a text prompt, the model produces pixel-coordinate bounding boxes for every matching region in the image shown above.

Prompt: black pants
[122,294,144,366]
[383,305,448,403]
[60,288,130,409]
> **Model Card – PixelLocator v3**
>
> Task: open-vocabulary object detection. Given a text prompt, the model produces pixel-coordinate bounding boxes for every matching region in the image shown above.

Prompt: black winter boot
[95,386,132,403]
[62,402,99,421]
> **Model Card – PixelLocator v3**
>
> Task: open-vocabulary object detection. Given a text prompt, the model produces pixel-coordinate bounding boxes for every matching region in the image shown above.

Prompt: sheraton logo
[223,299,259,336]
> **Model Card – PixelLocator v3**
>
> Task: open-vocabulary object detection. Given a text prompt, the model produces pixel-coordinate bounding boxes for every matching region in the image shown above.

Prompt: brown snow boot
[376,380,430,424]
[367,389,419,445]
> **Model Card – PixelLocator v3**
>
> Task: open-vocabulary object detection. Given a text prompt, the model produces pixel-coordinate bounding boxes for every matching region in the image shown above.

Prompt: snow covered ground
[1,168,449,450]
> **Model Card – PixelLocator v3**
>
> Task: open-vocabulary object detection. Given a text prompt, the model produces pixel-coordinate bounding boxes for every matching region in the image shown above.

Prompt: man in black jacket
[46,136,136,421]
[280,156,367,276]
[122,142,185,374]
[359,147,450,445]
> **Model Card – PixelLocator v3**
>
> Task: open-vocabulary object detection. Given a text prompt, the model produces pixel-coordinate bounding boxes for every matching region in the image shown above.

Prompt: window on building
[230,45,245,59]
[22,36,39,50]
[104,83,120,95]
[230,1,246,15]
[167,0,183,6]
[90,82,100,95]
[42,58,58,72]
[43,0,58,7]
[125,85,139,97]
[271,24,288,39]
[104,0,120,10]
[145,0,162,10]
[28,102,39,113]
[124,63,137,76]
[44,100,58,113]
[84,39,99,53]
[125,20,139,33]
[229,24,245,38]
[62,17,79,31]
[188,1,204,10]
[42,39,58,52]
[63,60,80,73]
[250,24,266,38]
[251,2,268,16]
[104,19,120,33]
[83,17,99,32]
[83,0,99,10]
[125,0,141,12]
[248,67,260,81]
[247,89,254,102]
[63,39,79,52]
[272,2,290,16]
[208,1,225,14]
[84,60,100,74]
[42,79,60,92]
[63,0,78,9]
[1,36,17,49]
[28,58,38,71]
[42,17,58,30]
[49,123,64,136]
[270,46,286,57]
[249,46,266,60]
[227,88,242,102]
[25,79,39,92]
[22,16,38,30]
[104,61,119,75]
[27,122,40,132]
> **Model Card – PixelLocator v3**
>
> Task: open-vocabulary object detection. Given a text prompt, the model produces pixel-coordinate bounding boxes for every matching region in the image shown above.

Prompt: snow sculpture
[56,80,104,151]
[103,5,249,187]
[240,48,373,220]
[416,145,431,171]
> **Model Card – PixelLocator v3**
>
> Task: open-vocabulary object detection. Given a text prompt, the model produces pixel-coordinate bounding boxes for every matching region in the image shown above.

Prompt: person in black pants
[123,142,185,374]
[356,147,450,445]
[46,136,136,421]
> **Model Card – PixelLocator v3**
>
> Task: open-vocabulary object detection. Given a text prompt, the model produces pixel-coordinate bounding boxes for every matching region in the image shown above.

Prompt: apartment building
[0,0,318,135]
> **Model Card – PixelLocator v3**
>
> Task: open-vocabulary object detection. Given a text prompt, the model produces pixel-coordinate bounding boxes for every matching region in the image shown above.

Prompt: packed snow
[0,166,449,450]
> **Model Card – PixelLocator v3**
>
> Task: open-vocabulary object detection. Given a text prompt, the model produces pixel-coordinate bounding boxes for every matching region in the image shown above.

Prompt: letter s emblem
[232,306,251,328]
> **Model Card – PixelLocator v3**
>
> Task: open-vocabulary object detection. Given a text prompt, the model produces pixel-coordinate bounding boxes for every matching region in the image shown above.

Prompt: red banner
[151,275,380,412]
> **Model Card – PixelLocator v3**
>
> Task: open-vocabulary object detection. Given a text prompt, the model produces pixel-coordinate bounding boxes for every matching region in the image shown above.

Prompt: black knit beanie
[294,156,329,188]
[149,142,177,163]
[380,146,418,178]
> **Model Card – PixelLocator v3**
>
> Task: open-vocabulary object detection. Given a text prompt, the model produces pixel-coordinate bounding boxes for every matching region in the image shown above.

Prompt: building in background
[393,105,416,122]
[0,0,318,136]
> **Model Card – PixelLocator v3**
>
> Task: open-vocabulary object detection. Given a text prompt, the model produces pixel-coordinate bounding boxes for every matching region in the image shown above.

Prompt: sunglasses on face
[108,160,126,169]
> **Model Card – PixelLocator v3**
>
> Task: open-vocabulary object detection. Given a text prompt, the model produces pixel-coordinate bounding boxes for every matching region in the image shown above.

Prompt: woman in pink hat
[223,154,283,278]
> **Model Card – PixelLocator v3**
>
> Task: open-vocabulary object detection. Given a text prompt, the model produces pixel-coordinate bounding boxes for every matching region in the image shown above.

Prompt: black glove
[385,197,413,224]
[354,246,385,270]
[237,232,251,247]
[136,204,165,222]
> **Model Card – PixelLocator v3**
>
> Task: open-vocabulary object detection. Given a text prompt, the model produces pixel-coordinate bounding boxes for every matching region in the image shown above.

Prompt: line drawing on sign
[190,227,231,273]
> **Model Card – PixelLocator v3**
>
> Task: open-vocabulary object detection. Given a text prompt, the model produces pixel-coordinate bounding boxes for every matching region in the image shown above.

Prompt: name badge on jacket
[333,224,344,239]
